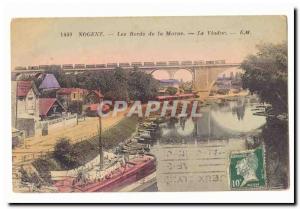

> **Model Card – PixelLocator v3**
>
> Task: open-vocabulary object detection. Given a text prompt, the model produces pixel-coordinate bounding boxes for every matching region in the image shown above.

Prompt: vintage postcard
[11,16,289,193]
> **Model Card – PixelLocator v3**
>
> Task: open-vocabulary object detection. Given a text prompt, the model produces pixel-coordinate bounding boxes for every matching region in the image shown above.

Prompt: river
[140,95,284,191]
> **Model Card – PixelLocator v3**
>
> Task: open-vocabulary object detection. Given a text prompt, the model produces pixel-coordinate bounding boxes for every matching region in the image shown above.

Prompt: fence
[37,114,78,136]
[13,115,122,165]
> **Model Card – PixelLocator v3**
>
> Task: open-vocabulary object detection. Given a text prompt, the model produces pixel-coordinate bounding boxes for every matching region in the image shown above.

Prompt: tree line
[21,67,160,102]
[241,42,287,115]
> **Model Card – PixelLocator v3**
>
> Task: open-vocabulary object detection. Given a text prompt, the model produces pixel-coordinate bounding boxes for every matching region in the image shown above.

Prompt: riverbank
[16,115,139,189]
[13,112,126,166]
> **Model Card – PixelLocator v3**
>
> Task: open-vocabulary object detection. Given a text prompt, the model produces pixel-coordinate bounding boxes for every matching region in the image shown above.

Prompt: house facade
[16,81,40,119]
[83,90,106,116]
[84,90,104,104]
[15,81,40,138]
[39,98,66,120]
[56,88,88,109]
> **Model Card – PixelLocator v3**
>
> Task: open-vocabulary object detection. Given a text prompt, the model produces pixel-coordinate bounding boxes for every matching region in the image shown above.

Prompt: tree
[81,69,129,101]
[33,67,159,102]
[53,138,80,169]
[128,71,159,102]
[107,68,129,101]
[241,42,287,115]
[179,81,193,93]
[166,86,178,95]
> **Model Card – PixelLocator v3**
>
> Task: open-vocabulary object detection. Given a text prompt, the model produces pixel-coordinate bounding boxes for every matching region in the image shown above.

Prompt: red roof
[156,93,195,101]
[88,90,104,98]
[39,98,64,116]
[17,81,32,97]
[57,88,88,95]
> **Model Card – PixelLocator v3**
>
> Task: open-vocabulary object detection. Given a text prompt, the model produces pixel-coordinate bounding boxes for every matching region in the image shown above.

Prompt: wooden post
[98,89,104,170]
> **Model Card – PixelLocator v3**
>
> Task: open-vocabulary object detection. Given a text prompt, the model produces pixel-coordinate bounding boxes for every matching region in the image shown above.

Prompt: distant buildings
[211,71,243,96]
[157,79,181,95]
[159,79,180,89]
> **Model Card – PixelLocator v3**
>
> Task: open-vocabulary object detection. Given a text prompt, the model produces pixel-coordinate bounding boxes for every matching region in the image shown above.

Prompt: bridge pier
[193,66,240,100]
[193,68,210,100]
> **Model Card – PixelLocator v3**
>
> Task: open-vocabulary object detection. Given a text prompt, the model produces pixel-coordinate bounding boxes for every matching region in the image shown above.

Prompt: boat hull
[54,155,156,192]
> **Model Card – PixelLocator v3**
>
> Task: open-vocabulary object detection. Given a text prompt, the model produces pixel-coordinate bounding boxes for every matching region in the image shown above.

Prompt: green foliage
[72,115,138,165]
[31,159,56,184]
[18,166,43,188]
[217,89,230,95]
[44,69,78,88]
[44,67,158,102]
[19,166,31,183]
[166,86,178,95]
[34,116,138,172]
[241,42,287,114]
[262,117,289,188]
[53,138,80,169]
[179,81,193,93]
[128,71,159,102]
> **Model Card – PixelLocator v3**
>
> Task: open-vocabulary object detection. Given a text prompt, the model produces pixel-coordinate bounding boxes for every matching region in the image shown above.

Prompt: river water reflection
[157,96,266,144]
[147,96,268,191]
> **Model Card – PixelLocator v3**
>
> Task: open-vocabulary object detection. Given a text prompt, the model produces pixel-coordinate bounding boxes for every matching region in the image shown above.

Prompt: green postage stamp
[229,147,266,189]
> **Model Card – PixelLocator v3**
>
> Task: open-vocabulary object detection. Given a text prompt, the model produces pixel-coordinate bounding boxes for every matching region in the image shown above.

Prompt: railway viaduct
[12,60,241,99]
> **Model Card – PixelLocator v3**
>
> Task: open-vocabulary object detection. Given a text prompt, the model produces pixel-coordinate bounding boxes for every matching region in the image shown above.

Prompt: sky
[11,16,287,80]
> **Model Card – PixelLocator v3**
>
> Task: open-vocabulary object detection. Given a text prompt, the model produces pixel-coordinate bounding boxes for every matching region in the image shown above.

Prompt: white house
[16,80,40,120]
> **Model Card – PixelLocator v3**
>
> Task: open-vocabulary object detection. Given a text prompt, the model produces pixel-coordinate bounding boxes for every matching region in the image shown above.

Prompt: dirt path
[13,112,126,165]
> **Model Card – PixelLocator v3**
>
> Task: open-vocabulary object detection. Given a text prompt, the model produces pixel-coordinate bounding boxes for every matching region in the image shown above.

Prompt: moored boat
[53,154,156,192]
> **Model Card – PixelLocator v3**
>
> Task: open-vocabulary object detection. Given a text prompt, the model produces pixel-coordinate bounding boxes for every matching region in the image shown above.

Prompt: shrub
[53,138,80,169]
[166,87,178,95]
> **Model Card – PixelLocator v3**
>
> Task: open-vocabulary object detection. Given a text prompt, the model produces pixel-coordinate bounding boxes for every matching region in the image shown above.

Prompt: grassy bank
[32,115,138,182]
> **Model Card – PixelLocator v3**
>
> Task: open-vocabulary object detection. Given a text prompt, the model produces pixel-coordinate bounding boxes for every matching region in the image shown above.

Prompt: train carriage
[181,61,193,65]
[95,64,106,68]
[131,62,143,67]
[156,61,167,66]
[119,63,130,67]
[168,61,179,66]
[107,63,118,68]
[206,60,215,64]
[86,64,96,69]
[74,64,86,69]
[143,62,155,66]
[62,64,74,69]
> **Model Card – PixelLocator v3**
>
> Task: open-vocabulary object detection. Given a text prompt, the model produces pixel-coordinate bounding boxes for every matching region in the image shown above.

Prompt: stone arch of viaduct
[144,65,241,99]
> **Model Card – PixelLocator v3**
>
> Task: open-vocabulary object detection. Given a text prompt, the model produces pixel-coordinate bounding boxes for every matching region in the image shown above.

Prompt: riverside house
[56,88,88,109]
